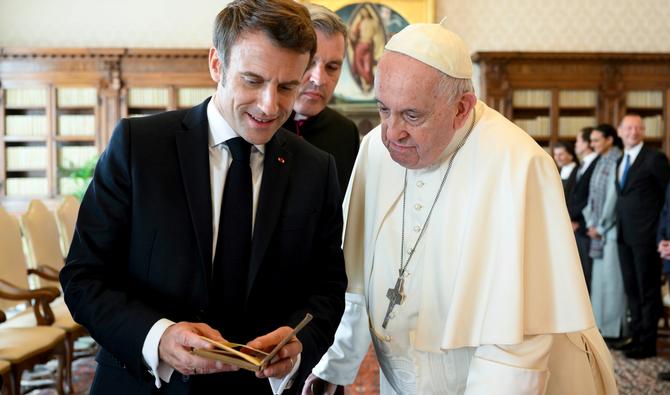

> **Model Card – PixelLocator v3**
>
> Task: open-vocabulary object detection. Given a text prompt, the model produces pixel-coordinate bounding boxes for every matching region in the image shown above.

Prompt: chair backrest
[56,195,80,256]
[20,200,64,287]
[0,206,31,310]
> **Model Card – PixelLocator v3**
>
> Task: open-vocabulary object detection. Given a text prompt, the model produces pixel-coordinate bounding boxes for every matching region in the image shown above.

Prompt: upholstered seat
[0,302,79,332]
[0,326,66,363]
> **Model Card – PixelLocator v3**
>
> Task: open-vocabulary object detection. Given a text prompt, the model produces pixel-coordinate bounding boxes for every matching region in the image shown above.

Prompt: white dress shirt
[559,162,576,180]
[141,98,299,393]
[578,151,598,179]
[618,141,643,181]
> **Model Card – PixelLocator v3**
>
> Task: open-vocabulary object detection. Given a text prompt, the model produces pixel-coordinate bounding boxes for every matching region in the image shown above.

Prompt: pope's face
[376,51,470,169]
[293,30,345,117]
[208,31,310,145]
[618,114,645,149]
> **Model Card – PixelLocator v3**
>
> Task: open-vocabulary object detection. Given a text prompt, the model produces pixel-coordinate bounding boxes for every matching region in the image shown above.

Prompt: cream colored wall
[438,0,670,52]
[2,0,668,51]
[0,0,224,48]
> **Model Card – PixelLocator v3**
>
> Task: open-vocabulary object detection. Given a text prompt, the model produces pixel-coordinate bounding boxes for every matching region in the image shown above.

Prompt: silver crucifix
[382,276,405,329]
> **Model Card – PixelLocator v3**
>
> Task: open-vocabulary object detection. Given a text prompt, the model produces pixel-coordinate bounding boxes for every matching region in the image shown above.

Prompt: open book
[191,313,312,372]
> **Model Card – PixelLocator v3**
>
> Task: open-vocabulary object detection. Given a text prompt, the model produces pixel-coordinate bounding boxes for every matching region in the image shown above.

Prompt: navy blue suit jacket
[60,99,347,394]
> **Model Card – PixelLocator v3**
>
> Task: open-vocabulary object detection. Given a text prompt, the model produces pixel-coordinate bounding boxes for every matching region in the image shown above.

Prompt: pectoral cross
[382,276,405,329]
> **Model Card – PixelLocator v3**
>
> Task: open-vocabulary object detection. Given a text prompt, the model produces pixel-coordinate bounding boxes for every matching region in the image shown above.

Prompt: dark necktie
[211,137,252,323]
[620,154,631,188]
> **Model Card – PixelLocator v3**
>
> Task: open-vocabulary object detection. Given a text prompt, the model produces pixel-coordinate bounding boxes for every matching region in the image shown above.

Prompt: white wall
[439,0,670,52]
[0,0,224,48]
[2,0,669,52]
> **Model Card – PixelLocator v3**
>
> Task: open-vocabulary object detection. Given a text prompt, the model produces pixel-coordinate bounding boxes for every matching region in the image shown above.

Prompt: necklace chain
[398,108,476,279]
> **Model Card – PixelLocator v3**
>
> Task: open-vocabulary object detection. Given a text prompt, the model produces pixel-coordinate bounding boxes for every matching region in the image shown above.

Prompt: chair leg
[55,346,65,395]
[10,367,20,395]
[64,334,74,394]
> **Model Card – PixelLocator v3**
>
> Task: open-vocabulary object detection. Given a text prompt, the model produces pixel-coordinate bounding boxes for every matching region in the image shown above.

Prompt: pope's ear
[453,92,477,130]
[208,47,223,83]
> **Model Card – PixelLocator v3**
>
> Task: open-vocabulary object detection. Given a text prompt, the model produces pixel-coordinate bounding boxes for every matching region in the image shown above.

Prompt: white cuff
[269,354,301,394]
[312,292,371,385]
[141,318,176,388]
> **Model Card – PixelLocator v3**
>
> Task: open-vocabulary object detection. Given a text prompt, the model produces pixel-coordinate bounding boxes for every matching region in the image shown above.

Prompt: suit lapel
[622,147,647,193]
[247,131,292,297]
[176,100,213,291]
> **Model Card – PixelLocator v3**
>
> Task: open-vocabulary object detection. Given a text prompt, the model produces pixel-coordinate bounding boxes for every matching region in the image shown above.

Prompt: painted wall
[2,0,669,52]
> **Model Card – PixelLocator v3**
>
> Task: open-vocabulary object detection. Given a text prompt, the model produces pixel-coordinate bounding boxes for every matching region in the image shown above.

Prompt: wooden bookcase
[472,52,670,155]
[0,48,215,212]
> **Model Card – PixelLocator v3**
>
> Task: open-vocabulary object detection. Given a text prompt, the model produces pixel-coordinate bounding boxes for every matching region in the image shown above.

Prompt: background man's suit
[568,156,600,291]
[60,99,347,394]
[283,107,359,198]
[616,145,670,352]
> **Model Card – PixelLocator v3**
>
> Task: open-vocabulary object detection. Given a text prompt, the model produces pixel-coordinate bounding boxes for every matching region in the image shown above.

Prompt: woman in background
[582,123,627,341]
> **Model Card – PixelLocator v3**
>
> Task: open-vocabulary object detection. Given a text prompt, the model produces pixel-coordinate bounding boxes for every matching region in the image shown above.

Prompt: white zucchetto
[384,18,472,79]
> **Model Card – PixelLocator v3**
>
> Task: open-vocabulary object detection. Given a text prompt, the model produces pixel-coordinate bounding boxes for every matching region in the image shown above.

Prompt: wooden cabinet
[472,52,670,154]
[0,48,215,212]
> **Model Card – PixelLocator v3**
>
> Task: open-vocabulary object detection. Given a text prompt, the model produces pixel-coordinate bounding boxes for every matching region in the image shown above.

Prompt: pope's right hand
[302,373,337,395]
[158,321,239,376]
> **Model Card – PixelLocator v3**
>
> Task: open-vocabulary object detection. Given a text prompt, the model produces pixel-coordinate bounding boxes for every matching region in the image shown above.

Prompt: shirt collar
[206,96,265,154]
[582,151,598,166]
[624,141,643,158]
[293,112,309,122]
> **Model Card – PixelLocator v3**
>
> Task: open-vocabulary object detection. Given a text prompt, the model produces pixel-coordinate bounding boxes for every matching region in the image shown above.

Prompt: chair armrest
[0,279,57,325]
[27,265,61,282]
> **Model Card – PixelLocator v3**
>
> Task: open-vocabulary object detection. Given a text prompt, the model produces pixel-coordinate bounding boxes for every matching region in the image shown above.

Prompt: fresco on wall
[334,2,409,102]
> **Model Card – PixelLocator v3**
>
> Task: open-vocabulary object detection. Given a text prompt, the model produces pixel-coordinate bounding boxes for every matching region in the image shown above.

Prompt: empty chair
[20,200,64,289]
[0,206,88,393]
[55,196,79,257]
[0,309,66,395]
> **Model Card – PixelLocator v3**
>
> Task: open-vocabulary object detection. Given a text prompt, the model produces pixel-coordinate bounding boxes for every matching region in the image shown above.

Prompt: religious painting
[312,0,435,103]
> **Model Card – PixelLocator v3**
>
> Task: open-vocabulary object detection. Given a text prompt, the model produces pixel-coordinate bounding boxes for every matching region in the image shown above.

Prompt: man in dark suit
[656,180,670,380]
[59,1,347,393]
[568,127,600,292]
[282,4,359,198]
[616,113,670,359]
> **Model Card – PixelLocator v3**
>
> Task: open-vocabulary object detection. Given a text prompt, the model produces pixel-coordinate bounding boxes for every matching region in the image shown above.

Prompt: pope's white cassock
[312,99,618,394]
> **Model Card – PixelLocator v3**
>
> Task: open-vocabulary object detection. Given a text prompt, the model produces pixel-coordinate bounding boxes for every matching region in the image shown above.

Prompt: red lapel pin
[277,156,285,164]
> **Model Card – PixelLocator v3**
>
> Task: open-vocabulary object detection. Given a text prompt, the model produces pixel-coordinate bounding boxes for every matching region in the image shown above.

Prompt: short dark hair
[212,0,317,69]
[593,123,623,149]
[579,126,594,143]
[552,141,577,164]
[307,3,348,40]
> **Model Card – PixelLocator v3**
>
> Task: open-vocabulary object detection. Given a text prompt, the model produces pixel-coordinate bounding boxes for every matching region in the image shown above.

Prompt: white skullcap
[384,18,472,79]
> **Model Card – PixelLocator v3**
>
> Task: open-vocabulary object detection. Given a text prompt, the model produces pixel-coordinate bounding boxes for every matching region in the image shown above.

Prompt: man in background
[59,0,347,393]
[283,3,359,198]
[568,126,600,291]
[616,113,670,359]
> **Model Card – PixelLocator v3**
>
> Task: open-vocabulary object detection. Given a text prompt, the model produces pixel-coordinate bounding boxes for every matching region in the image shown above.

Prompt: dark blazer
[567,155,600,236]
[60,99,347,394]
[283,107,359,198]
[657,181,670,270]
[616,145,670,245]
